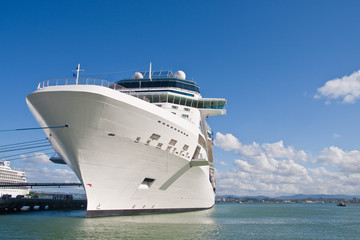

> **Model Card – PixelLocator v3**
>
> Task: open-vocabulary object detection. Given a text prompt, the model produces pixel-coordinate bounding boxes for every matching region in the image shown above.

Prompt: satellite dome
[174,70,186,80]
[132,72,144,79]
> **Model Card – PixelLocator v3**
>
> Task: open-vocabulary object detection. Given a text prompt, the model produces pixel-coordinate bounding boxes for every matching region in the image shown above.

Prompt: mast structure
[149,62,152,81]
[73,63,84,85]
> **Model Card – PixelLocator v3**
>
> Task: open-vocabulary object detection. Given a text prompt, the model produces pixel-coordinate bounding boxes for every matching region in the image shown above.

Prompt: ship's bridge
[117,70,226,117]
[117,70,200,95]
[139,94,226,117]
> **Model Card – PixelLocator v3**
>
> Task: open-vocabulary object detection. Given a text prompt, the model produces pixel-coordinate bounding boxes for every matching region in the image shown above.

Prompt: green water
[1,203,360,239]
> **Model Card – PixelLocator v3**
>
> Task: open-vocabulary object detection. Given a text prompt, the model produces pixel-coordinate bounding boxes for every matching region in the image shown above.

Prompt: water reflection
[2,204,360,239]
[75,208,220,239]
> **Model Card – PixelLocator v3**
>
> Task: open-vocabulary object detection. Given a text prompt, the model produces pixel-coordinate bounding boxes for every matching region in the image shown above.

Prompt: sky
[1,0,360,196]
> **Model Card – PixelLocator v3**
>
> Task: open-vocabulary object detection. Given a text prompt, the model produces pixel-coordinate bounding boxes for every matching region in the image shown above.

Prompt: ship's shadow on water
[76,207,221,240]
[2,204,360,239]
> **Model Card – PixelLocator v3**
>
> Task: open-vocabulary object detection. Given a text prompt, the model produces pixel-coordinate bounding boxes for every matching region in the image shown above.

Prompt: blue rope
[0,125,68,133]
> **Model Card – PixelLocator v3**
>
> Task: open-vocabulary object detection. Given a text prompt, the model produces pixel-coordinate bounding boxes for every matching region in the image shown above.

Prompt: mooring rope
[0,125,68,133]
[3,147,54,159]
[0,144,52,153]
[0,139,48,149]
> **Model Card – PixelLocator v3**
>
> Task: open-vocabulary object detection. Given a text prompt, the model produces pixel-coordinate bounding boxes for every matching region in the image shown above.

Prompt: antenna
[149,62,152,81]
[72,63,84,85]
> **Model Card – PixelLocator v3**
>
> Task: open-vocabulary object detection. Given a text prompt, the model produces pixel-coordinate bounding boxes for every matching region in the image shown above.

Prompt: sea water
[1,203,360,239]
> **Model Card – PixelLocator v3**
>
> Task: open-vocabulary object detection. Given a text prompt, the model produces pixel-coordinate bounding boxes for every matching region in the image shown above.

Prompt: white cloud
[21,152,52,165]
[214,132,360,197]
[315,69,360,104]
[213,133,242,151]
[218,160,228,166]
[10,152,81,193]
[314,146,360,173]
[332,133,340,139]
[19,163,79,184]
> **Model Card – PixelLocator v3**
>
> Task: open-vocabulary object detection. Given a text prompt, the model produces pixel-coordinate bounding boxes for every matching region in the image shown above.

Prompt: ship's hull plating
[26,85,215,217]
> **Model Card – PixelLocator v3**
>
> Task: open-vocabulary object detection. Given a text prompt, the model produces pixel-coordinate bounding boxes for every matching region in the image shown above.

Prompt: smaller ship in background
[0,159,30,198]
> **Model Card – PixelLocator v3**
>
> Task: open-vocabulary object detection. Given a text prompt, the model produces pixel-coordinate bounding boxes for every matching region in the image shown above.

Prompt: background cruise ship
[26,65,226,217]
[0,159,30,197]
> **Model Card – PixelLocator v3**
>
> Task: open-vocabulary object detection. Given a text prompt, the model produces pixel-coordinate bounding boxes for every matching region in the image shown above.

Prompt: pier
[0,182,86,213]
[0,195,87,213]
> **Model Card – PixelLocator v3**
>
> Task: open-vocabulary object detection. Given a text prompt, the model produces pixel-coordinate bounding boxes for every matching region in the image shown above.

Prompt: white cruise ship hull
[26,85,215,217]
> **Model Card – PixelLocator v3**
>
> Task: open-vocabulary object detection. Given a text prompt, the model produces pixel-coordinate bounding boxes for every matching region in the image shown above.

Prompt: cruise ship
[26,64,226,217]
[0,159,30,197]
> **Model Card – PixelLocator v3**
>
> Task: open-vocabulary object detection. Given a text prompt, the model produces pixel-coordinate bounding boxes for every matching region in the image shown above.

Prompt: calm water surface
[1,203,360,239]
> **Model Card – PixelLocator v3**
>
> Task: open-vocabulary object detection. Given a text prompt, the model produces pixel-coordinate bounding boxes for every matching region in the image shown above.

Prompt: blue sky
[1,0,360,196]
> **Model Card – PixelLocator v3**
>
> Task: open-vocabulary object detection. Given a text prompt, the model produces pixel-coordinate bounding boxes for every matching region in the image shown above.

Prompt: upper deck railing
[36,78,226,111]
[37,78,150,102]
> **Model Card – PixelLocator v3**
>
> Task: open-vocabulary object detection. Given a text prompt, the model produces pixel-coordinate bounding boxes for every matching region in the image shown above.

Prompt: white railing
[37,78,150,102]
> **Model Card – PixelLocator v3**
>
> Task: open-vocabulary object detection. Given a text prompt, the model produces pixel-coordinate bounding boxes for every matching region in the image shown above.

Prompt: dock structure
[0,182,83,188]
[0,182,85,213]
[0,195,87,213]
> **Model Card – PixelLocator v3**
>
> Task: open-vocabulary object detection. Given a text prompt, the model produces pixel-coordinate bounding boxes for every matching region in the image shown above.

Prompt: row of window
[150,134,191,158]
[142,93,225,109]
[135,134,191,158]
[157,120,188,136]
[0,173,25,177]
[0,172,25,175]
[0,171,25,175]
[155,104,191,120]
[118,79,200,93]
[171,105,191,111]
[156,104,191,112]
[0,177,25,180]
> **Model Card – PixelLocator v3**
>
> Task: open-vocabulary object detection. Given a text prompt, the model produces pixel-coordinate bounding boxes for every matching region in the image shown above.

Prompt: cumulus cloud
[215,133,307,163]
[314,146,360,173]
[214,132,242,151]
[214,132,360,196]
[315,69,360,103]
[11,152,82,193]
[18,163,79,183]
[20,152,52,165]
